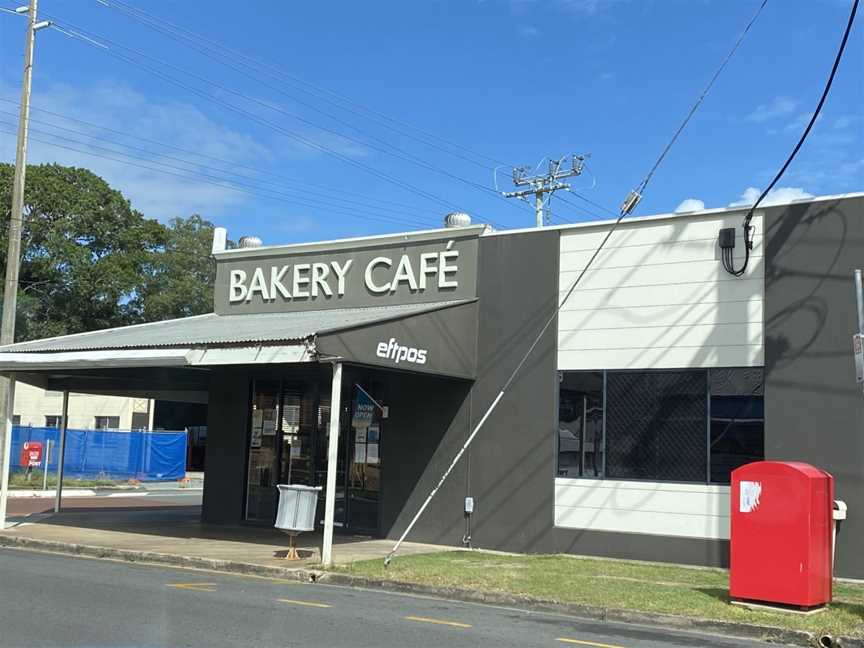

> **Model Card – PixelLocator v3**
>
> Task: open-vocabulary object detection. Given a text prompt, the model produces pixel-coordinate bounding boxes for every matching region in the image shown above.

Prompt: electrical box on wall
[719,227,736,250]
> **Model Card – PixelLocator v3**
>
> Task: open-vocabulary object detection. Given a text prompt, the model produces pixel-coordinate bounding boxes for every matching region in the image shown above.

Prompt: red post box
[730,461,833,609]
[19,441,43,468]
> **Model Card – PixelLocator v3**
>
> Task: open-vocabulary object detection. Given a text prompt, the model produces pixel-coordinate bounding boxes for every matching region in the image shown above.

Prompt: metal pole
[321,362,342,567]
[0,376,17,529]
[54,391,68,513]
[535,191,543,228]
[854,269,864,335]
[42,438,51,491]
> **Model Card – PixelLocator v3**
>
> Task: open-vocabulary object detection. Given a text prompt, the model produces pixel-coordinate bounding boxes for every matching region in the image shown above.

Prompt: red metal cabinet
[730,461,833,608]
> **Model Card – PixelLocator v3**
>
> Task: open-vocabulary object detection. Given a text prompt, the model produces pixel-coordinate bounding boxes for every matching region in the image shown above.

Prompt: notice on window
[367,443,379,465]
[262,409,277,436]
[354,444,367,464]
[354,428,367,444]
[250,426,262,449]
[290,441,301,458]
[367,425,380,444]
[739,480,762,513]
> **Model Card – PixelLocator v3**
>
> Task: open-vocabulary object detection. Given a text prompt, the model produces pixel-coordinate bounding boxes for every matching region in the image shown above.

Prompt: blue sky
[1,0,861,245]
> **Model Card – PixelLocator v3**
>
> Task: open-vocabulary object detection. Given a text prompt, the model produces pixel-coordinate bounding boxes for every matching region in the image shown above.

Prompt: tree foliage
[0,163,216,342]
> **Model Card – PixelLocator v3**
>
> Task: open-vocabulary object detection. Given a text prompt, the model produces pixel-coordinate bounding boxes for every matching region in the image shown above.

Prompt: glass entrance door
[245,380,281,522]
[245,375,347,525]
[347,384,383,534]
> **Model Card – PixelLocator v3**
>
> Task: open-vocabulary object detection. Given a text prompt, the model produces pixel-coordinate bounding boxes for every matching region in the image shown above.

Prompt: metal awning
[0,301,473,398]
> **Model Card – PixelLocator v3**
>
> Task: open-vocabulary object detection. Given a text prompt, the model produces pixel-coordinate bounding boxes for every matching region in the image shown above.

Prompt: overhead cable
[93,0,512,169]
[623,0,769,215]
[724,0,859,277]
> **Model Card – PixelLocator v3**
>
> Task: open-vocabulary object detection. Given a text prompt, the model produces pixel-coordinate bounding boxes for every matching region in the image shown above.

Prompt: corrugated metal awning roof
[0,301,467,353]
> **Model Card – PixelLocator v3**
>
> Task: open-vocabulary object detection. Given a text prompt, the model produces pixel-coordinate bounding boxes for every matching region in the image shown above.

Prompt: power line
[0,107,445,221]
[0,125,438,229]
[93,0,512,169]
[724,0,859,277]
[37,15,468,215]
[40,14,520,227]
[0,98,443,216]
[622,0,770,216]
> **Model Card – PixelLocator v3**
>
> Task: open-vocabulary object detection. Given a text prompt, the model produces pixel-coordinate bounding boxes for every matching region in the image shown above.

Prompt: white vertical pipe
[54,390,69,514]
[321,362,342,567]
[0,375,16,529]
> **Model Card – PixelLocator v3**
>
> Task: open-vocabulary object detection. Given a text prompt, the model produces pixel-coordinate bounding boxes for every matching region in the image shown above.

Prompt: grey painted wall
[202,368,250,524]
[385,227,732,568]
[763,196,864,579]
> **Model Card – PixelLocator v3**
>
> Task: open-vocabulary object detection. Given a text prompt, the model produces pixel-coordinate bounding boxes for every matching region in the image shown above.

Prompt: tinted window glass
[605,370,707,482]
[557,371,603,478]
[709,368,764,484]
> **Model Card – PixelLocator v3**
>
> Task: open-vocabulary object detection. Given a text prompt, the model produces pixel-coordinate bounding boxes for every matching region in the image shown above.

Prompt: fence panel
[10,426,187,481]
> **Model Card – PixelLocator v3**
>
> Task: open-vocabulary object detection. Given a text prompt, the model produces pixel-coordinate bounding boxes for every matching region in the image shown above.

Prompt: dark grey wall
[318,302,478,379]
[386,228,732,568]
[202,368,250,524]
[763,196,864,579]
[368,369,472,542]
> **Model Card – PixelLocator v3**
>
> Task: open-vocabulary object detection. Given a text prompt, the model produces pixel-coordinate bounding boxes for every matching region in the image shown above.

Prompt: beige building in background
[13,382,154,431]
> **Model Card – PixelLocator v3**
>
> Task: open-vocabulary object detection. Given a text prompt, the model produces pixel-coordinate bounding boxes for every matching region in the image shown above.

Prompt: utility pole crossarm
[502,155,586,228]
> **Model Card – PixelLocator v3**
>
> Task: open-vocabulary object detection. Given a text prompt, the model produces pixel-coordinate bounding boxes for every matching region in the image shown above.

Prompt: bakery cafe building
[1,192,862,578]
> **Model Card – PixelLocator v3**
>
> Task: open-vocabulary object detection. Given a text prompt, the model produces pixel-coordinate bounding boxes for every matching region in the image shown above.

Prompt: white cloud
[675,198,705,213]
[782,111,822,133]
[0,79,369,221]
[747,97,797,123]
[518,23,541,38]
[729,186,814,207]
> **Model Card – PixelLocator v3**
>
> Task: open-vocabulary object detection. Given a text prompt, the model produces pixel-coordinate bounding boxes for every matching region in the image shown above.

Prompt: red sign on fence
[20,441,43,467]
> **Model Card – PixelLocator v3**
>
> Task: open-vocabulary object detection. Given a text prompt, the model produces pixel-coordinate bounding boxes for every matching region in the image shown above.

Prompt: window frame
[556,367,764,485]
[94,415,121,430]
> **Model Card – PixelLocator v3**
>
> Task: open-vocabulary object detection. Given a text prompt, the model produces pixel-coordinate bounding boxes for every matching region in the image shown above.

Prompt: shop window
[709,368,764,484]
[556,368,764,484]
[45,415,63,428]
[94,416,120,430]
[557,372,603,477]
[12,415,20,426]
[606,370,707,482]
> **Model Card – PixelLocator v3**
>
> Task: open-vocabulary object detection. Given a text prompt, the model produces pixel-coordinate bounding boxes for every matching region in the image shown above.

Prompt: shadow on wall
[764,200,850,376]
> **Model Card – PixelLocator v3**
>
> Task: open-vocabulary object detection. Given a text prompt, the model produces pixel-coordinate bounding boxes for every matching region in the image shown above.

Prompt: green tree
[132,214,216,321]
[0,163,216,342]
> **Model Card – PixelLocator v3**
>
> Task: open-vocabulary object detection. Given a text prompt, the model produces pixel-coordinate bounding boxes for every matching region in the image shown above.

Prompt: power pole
[503,155,585,227]
[0,0,51,529]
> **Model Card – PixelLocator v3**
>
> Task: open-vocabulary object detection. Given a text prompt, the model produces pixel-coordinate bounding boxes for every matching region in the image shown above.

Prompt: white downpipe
[321,362,342,567]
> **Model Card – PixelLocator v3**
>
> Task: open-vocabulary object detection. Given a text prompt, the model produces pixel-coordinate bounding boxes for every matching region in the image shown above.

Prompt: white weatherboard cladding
[557,212,764,370]
[554,478,731,540]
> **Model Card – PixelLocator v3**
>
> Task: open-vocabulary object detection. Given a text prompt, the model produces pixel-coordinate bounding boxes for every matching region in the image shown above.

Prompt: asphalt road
[0,549,784,648]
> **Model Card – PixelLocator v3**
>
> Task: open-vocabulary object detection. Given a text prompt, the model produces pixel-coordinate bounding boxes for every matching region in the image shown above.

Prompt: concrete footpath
[1,506,446,568]
[1,507,860,648]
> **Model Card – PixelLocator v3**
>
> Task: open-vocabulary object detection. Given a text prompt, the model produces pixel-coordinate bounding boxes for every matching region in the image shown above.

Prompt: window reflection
[557,371,603,478]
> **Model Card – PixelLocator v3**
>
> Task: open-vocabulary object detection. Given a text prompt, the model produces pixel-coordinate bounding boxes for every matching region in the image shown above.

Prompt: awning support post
[322,361,342,567]
[0,375,16,530]
[54,390,69,513]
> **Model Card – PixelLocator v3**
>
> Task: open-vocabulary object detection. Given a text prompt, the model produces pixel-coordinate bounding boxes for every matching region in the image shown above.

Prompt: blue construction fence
[11,426,187,481]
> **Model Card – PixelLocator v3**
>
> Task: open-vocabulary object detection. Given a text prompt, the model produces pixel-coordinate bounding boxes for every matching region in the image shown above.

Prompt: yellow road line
[556,637,626,648]
[277,598,332,609]
[403,615,472,629]
[166,582,218,592]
